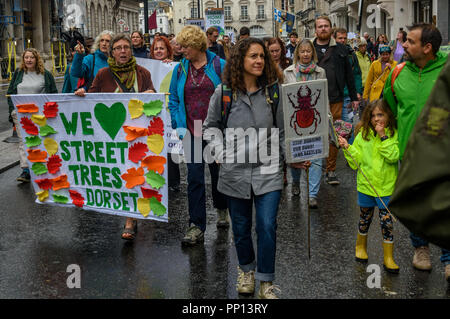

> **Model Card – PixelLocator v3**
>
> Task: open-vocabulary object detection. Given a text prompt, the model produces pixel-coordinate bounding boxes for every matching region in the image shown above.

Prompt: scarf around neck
[108,56,137,90]
[295,62,317,82]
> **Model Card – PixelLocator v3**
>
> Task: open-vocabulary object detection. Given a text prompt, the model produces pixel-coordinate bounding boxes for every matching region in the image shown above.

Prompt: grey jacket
[203,83,285,199]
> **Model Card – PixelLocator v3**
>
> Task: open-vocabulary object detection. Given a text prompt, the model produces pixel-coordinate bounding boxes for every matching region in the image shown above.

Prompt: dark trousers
[185,135,227,232]
[168,153,180,187]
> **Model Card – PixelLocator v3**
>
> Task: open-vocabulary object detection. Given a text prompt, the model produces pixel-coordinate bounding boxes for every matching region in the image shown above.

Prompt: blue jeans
[410,233,450,265]
[341,96,355,144]
[227,190,281,282]
[185,135,227,232]
[290,158,323,199]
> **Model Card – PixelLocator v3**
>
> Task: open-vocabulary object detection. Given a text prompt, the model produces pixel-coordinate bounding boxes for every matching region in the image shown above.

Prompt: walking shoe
[216,208,229,228]
[258,281,281,299]
[291,182,300,196]
[236,267,255,294]
[412,246,432,271]
[326,171,340,185]
[445,264,450,283]
[17,169,30,183]
[309,197,318,209]
[182,225,204,246]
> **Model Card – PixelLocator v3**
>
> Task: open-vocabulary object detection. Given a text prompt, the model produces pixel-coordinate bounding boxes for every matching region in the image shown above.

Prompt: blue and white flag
[274,8,282,22]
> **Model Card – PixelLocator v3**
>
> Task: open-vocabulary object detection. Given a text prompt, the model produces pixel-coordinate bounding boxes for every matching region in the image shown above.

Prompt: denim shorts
[358,192,391,209]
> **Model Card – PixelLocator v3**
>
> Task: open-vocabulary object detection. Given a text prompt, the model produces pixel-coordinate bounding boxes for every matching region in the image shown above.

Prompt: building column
[41,0,51,56]
[31,0,44,52]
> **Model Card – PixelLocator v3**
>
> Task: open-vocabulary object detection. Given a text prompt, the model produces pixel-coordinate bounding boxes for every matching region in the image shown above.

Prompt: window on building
[257,5,264,19]
[191,7,199,18]
[241,5,248,18]
[160,18,162,24]
[250,25,266,37]
[224,6,231,20]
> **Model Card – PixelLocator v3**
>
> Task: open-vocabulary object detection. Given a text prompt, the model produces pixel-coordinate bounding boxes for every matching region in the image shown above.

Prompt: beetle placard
[281,79,330,163]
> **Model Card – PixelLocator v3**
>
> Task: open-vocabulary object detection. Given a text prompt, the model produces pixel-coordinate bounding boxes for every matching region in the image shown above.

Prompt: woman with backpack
[168,25,228,246]
[72,30,114,96]
[203,37,308,298]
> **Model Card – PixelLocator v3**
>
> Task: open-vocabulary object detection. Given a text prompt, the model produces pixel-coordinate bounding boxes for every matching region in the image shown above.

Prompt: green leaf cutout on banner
[40,124,57,136]
[150,196,166,217]
[25,136,42,147]
[145,170,165,189]
[53,194,69,203]
[94,102,127,140]
[143,100,163,117]
[31,163,48,175]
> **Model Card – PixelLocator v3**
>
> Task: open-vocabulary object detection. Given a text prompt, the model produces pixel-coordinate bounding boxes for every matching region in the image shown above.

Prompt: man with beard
[383,23,449,281]
[313,16,359,186]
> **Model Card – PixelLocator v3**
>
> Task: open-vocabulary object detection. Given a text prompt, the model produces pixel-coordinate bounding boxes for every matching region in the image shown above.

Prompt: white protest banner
[281,79,329,162]
[136,57,183,155]
[205,8,225,36]
[12,93,169,222]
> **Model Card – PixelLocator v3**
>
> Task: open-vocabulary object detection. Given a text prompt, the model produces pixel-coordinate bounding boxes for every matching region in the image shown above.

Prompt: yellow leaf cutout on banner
[137,198,150,217]
[36,190,49,202]
[128,99,144,119]
[147,134,164,154]
[31,115,47,126]
[43,137,58,156]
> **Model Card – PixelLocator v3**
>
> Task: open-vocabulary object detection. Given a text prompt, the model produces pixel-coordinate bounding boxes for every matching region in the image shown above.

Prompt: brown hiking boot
[412,246,432,271]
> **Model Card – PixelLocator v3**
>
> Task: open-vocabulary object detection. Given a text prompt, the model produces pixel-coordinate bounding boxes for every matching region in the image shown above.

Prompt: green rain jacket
[389,54,450,250]
[383,51,448,159]
[344,128,399,197]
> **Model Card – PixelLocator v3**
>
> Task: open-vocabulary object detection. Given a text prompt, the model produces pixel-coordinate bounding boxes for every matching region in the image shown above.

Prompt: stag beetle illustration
[287,85,322,135]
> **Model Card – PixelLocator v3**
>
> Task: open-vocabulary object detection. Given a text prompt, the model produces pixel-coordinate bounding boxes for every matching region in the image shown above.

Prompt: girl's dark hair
[222,37,283,94]
[355,99,396,141]
[267,37,290,70]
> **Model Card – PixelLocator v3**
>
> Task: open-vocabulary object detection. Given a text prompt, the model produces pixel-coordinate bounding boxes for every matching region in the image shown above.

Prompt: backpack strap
[266,83,280,127]
[213,55,222,79]
[391,62,406,104]
[221,84,233,129]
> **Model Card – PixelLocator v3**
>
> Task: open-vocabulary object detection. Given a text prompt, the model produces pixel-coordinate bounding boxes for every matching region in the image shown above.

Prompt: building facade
[0,0,140,79]
[139,0,174,36]
[172,0,275,41]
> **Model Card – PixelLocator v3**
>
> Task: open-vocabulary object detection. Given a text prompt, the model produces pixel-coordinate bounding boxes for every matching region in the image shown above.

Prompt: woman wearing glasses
[76,33,155,240]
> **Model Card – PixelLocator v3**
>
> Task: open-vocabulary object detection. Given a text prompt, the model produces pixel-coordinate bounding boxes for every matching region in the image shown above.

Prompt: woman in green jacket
[338,99,400,273]
[7,48,57,182]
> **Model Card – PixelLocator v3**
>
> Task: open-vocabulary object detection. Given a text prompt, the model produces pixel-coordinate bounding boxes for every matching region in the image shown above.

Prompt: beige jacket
[283,63,327,84]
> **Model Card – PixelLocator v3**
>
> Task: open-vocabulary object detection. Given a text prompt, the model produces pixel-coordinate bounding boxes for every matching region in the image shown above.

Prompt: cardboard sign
[12,93,169,222]
[281,79,329,163]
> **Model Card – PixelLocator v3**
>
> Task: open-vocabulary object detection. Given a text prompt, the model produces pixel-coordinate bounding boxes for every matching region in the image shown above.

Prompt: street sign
[118,18,126,26]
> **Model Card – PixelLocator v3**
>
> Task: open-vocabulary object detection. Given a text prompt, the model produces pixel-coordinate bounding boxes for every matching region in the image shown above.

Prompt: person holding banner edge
[7,48,58,183]
[76,33,156,240]
[283,39,327,208]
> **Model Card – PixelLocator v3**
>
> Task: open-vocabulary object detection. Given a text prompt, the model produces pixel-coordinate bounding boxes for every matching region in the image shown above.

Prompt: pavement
[0,129,20,173]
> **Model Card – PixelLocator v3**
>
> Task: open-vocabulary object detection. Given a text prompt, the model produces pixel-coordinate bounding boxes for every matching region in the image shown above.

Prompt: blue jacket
[62,62,80,93]
[70,49,109,88]
[168,50,225,139]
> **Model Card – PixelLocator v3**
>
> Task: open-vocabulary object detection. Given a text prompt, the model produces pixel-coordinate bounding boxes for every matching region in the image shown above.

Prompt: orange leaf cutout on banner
[129,142,148,163]
[123,125,148,141]
[47,154,62,174]
[121,167,145,189]
[27,149,47,162]
[69,190,85,207]
[17,103,39,113]
[141,155,166,174]
[20,117,39,135]
[140,187,162,202]
[43,102,58,118]
[34,178,53,190]
[147,117,164,136]
[51,174,70,191]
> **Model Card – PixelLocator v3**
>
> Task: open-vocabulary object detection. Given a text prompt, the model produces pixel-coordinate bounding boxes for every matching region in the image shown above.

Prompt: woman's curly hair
[222,38,283,94]
[20,48,45,74]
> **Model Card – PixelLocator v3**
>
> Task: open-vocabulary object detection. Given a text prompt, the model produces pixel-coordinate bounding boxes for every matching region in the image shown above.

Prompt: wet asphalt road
[0,153,449,299]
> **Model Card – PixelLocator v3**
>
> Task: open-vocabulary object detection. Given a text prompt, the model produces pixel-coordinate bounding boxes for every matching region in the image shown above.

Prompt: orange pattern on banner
[27,149,48,162]
[17,103,39,113]
[141,155,166,174]
[121,167,146,189]
[123,126,148,141]
[51,175,70,191]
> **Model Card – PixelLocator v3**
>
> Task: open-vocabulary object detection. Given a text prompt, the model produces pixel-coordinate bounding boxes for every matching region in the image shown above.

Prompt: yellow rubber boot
[383,241,400,274]
[355,233,368,262]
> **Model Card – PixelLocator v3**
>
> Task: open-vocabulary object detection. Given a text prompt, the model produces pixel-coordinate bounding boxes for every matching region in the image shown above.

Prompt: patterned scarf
[295,62,317,82]
[107,56,137,90]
